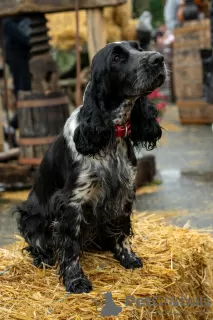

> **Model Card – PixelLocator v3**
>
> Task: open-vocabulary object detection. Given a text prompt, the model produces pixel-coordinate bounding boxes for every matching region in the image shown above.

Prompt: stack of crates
[173,19,213,124]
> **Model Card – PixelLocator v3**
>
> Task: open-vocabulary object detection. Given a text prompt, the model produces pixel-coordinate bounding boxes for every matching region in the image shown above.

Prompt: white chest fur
[70,139,135,211]
[64,103,136,216]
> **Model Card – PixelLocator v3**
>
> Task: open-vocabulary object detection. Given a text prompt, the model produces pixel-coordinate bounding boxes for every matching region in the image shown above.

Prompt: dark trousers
[7,52,31,131]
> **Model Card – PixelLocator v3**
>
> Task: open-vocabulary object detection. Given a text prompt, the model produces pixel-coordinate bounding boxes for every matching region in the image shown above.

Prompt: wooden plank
[174,19,211,51]
[177,99,213,124]
[174,19,210,35]
[0,148,20,162]
[19,157,42,166]
[17,96,69,108]
[179,119,212,124]
[0,163,32,184]
[174,40,211,50]
[177,100,210,107]
[174,81,203,100]
[0,0,127,16]
[174,66,202,81]
[173,57,201,67]
[19,136,57,145]
[59,78,88,87]
[87,8,107,63]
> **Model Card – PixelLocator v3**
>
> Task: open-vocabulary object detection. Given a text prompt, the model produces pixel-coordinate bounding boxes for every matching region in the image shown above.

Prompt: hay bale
[1,213,213,319]
[47,4,134,50]
[114,0,132,28]
[104,6,115,22]
[106,24,122,43]
[46,11,87,50]
[122,18,138,40]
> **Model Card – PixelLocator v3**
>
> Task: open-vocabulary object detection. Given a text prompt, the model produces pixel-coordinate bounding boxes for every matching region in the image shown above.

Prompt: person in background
[154,25,167,54]
[164,0,182,32]
[2,17,31,147]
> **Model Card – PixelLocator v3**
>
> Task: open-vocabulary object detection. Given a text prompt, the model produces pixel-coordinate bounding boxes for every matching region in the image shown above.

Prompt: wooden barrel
[17,91,69,166]
[136,155,156,189]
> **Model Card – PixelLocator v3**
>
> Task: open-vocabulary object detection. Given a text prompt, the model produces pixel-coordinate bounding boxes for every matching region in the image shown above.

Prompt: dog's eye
[113,55,121,63]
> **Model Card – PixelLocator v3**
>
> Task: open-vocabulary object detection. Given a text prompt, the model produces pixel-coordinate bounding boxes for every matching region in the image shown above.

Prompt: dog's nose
[148,53,164,66]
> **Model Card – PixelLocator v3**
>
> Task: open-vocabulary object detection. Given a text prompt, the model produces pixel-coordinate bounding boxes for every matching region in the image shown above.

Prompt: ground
[136,105,213,231]
[0,104,213,247]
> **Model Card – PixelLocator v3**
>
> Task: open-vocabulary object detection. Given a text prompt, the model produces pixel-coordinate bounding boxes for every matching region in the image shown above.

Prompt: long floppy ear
[73,82,115,156]
[131,97,162,150]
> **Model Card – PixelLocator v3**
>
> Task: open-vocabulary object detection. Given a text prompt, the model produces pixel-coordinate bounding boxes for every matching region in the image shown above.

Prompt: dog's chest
[112,100,133,125]
[98,140,135,189]
[72,140,136,213]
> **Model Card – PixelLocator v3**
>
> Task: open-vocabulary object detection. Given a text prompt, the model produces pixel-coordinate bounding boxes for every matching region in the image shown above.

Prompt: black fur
[131,97,162,150]
[73,82,115,156]
[16,41,166,294]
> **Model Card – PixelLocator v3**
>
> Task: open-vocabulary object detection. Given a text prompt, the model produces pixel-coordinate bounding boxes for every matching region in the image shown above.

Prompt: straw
[0,213,213,320]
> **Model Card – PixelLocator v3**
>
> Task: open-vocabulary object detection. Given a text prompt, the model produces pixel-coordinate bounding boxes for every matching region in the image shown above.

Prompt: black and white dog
[16,41,166,293]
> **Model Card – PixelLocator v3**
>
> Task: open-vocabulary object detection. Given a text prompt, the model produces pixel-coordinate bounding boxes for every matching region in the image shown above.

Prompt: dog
[16,41,166,294]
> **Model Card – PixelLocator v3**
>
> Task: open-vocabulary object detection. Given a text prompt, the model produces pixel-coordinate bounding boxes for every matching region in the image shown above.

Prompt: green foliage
[149,0,164,27]
[51,49,76,75]
[132,0,148,18]
[132,0,164,27]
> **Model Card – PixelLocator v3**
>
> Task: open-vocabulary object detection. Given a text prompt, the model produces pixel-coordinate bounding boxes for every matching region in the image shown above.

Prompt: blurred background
[0,0,213,247]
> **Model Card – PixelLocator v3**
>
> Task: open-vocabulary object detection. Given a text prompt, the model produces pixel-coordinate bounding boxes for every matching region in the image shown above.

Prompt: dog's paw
[33,254,55,268]
[65,275,92,294]
[115,251,143,270]
[24,246,54,268]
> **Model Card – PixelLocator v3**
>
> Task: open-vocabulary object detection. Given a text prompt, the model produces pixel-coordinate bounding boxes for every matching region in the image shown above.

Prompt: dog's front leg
[114,232,143,269]
[113,206,143,270]
[54,205,92,293]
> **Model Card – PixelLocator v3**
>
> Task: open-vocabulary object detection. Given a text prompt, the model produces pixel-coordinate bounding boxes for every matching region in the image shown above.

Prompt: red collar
[114,121,131,138]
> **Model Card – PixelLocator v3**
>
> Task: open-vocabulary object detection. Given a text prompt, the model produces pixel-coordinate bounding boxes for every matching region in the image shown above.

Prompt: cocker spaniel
[16,41,166,293]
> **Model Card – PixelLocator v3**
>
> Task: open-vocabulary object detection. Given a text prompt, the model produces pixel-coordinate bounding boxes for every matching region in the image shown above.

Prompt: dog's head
[74,41,166,156]
[90,41,166,102]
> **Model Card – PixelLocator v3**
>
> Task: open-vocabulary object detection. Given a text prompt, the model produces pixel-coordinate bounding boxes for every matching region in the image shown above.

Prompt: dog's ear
[73,82,115,156]
[128,40,142,51]
[131,97,162,150]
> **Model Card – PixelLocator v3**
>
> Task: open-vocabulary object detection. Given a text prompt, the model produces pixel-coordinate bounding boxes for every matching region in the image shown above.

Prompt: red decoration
[115,121,131,138]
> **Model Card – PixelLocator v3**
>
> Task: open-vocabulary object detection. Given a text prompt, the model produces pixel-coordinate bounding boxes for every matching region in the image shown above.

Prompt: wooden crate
[174,62,203,99]
[174,65,202,83]
[173,48,202,67]
[18,91,69,166]
[174,19,211,50]
[177,99,213,124]
[173,19,211,101]
[0,163,32,186]
[136,155,156,189]
[175,83,203,100]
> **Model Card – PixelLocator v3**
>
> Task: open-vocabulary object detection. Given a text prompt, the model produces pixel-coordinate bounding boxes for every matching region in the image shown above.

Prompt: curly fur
[16,41,166,294]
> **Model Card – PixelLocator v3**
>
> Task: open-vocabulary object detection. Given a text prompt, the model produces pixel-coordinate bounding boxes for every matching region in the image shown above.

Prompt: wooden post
[75,0,82,107]
[2,30,12,149]
[0,94,3,152]
[87,8,107,63]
